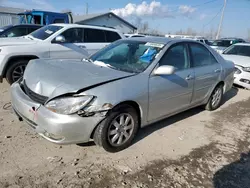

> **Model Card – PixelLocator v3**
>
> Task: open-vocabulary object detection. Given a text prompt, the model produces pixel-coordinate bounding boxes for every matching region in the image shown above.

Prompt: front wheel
[93,104,139,152]
[205,84,223,111]
[6,60,28,84]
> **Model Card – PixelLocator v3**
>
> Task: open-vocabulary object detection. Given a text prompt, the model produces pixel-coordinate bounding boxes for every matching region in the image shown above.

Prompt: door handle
[214,69,221,73]
[185,75,194,80]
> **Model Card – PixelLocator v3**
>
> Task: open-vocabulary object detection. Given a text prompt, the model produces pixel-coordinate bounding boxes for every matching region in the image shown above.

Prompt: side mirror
[153,65,175,76]
[54,35,66,43]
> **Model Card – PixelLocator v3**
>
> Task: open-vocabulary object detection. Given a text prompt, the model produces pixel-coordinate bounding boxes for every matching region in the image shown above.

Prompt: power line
[192,0,219,8]
[203,5,223,28]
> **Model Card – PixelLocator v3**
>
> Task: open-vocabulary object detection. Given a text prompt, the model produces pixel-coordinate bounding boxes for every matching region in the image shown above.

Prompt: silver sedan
[11,37,235,152]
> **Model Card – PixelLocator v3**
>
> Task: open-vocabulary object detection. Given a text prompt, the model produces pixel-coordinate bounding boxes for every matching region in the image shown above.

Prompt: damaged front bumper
[11,82,106,144]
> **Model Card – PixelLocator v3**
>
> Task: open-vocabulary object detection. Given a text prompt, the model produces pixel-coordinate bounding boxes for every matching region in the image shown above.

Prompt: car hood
[0,37,37,46]
[221,54,250,67]
[23,59,135,99]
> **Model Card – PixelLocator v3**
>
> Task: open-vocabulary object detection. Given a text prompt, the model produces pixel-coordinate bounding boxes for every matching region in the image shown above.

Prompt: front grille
[22,80,48,105]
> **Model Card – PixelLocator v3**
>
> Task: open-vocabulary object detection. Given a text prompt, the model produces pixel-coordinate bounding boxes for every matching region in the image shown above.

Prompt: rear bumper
[11,82,105,144]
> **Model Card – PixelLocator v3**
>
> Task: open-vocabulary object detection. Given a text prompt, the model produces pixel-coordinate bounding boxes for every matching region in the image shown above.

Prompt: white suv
[0,24,124,84]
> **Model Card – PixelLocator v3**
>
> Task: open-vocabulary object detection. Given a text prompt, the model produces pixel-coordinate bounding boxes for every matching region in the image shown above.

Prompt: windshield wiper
[82,58,94,63]
[93,60,116,69]
[25,35,34,40]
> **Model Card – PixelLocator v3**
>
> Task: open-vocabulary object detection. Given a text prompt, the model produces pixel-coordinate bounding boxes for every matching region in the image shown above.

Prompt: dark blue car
[0,24,42,38]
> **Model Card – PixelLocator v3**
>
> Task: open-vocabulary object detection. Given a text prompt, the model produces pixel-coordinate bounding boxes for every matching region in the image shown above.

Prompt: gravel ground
[0,80,250,188]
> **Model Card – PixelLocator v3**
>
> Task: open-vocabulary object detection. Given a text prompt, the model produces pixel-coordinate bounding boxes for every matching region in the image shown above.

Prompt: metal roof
[0,6,25,14]
[73,12,137,30]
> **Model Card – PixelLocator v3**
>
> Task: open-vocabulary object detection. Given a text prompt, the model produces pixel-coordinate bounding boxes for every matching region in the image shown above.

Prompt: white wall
[0,13,19,27]
[77,14,135,33]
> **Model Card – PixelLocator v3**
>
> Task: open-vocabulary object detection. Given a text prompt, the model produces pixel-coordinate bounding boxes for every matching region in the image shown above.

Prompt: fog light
[44,131,64,141]
[240,79,250,84]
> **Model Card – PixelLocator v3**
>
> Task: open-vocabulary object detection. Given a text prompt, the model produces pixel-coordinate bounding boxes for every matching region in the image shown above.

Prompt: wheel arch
[90,100,143,139]
[215,81,225,93]
[2,55,39,78]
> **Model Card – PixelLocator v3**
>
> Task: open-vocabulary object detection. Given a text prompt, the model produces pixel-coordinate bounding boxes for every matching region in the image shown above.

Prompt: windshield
[0,25,12,33]
[90,40,164,73]
[30,25,63,40]
[223,45,250,57]
[212,40,233,47]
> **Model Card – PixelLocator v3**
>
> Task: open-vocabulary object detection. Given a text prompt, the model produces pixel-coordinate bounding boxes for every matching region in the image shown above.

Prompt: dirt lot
[0,81,250,188]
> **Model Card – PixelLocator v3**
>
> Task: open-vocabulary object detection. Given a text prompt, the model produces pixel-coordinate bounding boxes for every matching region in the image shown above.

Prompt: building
[0,6,25,27]
[73,12,137,33]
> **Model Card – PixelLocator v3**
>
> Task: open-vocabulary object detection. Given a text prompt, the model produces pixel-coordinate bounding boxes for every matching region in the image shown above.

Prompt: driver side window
[159,43,189,70]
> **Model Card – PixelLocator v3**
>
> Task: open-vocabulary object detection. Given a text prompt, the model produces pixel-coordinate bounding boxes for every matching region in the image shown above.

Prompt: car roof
[14,24,42,27]
[51,23,120,32]
[1,24,41,28]
[219,38,244,41]
[122,36,200,45]
[234,43,250,46]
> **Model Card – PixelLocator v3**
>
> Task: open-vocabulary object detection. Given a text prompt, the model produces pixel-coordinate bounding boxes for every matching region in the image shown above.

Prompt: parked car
[210,38,245,53]
[0,23,124,84]
[0,24,42,38]
[11,38,235,152]
[195,38,211,45]
[222,43,250,89]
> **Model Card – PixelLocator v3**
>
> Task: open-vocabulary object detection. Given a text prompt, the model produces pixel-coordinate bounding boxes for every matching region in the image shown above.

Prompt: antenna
[216,0,227,39]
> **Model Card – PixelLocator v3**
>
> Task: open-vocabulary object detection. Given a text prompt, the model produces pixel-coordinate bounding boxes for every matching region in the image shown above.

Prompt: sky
[0,0,250,38]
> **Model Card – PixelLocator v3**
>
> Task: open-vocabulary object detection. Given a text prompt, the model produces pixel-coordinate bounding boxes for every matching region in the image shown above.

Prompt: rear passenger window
[84,28,106,43]
[189,43,218,67]
[60,28,84,43]
[105,31,121,42]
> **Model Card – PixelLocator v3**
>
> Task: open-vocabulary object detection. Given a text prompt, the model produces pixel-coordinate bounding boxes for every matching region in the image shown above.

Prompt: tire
[6,60,29,85]
[93,104,139,152]
[205,84,223,111]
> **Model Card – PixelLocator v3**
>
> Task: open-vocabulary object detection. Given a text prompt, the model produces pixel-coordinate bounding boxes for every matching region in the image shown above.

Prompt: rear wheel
[6,60,28,84]
[205,84,223,111]
[93,104,139,152]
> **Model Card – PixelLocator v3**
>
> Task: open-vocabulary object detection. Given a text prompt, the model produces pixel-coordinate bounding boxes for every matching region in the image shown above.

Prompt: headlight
[45,95,93,115]
[243,67,250,72]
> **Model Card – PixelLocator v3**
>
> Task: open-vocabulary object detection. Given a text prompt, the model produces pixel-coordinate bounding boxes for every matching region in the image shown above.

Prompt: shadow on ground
[77,87,239,148]
[221,87,238,106]
[213,152,250,188]
[133,87,238,145]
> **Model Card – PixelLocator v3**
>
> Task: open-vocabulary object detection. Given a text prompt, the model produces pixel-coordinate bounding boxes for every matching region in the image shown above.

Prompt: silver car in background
[11,38,235,152]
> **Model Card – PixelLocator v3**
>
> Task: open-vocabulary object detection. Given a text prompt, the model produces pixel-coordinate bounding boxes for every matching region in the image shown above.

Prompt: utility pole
[216,0,227,39]
[85,3,89,15]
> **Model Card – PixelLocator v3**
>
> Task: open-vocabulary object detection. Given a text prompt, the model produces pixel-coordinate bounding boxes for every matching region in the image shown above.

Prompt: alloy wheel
[211,87,222,108]
[12,65,26,82]
[108,113,135,147]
